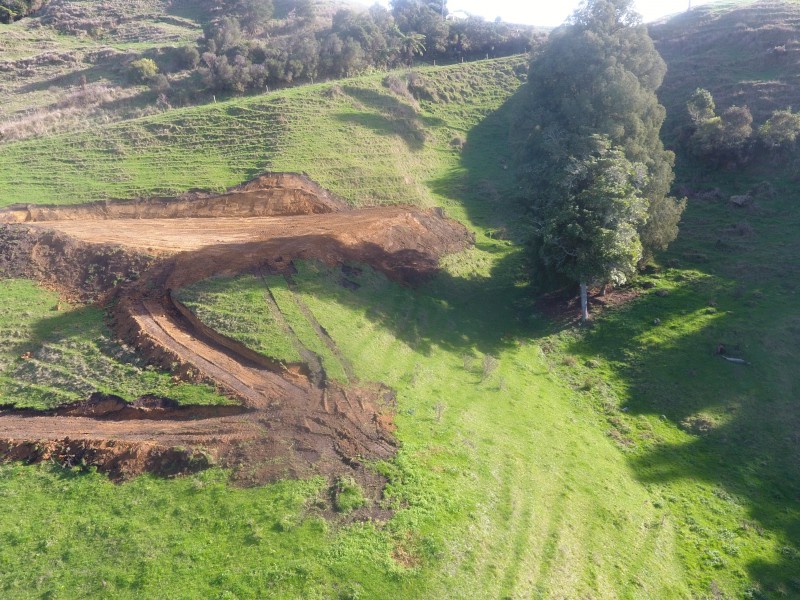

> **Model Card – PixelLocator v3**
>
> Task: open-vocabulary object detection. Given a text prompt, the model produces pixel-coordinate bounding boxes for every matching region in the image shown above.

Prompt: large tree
[533,137,648,321]
[516,0,685,319]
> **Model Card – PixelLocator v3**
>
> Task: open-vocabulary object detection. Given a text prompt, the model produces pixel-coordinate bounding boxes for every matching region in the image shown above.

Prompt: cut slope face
[0,174,472,486]
[0,173,347,224]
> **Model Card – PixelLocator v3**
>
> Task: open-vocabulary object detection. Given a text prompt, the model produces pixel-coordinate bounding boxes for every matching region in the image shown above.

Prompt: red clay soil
[0,173,472,494]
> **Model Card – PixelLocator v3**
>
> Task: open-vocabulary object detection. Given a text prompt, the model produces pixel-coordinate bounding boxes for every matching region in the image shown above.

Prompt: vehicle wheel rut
[0,173,472,493]
[284,273,357,383]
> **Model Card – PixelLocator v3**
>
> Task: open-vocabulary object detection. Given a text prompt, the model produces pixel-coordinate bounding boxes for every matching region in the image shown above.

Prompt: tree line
[192,0,539,93]
[685,87,800,167]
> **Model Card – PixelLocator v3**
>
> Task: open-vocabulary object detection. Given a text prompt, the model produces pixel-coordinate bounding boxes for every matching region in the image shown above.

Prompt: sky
[362,1,725,27]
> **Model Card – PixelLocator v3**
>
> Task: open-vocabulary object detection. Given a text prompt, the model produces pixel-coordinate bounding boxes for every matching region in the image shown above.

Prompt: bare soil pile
[0,174,471,494]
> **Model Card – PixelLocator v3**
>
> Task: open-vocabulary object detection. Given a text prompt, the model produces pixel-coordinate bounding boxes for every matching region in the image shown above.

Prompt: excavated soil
[0,173,472,495]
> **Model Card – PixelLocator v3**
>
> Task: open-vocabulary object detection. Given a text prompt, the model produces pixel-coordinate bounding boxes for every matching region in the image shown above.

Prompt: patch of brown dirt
[0,173,347,224]
[0,173,472,497]
[536,286,642,325]
[0,438,213,482]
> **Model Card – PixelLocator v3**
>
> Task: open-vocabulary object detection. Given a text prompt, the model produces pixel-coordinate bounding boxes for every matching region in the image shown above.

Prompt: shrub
[759,108,800,149]
[149,74,171,94]
[128,58,159,84]
[175,45,200,70]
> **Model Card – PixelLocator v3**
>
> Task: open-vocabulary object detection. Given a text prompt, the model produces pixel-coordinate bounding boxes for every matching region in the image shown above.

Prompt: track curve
[0,174,472,488]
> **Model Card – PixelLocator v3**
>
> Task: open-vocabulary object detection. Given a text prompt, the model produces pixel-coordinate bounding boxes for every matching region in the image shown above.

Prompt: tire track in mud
[284,273,358,383]
[0,173,472,492]
[258,268,327,388]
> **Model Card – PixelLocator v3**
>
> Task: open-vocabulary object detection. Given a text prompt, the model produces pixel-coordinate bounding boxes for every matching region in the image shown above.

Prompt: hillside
[0,0,538,143]
[0,1,799,598]
[651,0,800,139]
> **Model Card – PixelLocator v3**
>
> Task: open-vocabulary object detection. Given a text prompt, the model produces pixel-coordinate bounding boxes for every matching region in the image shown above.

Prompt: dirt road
[0,173,471,492]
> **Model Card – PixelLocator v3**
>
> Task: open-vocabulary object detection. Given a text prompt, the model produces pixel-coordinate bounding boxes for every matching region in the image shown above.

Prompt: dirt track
[0,173,471,492]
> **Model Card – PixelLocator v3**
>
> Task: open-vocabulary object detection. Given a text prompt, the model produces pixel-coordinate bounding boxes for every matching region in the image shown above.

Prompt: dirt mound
[0,173,472,493]
[0,173,347,224]
[0,438,212,482]
[54,392,249,420]
[0,224,155,301]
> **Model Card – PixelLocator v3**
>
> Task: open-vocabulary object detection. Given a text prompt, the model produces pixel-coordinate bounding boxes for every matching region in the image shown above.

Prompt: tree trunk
[580,282,589,323]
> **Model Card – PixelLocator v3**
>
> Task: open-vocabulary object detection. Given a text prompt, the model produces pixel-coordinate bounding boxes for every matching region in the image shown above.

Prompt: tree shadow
[564,271,800,595]
[164,233,530,359]
[14,63,126,95]
[337,86,446,151]
[429,87,527,233]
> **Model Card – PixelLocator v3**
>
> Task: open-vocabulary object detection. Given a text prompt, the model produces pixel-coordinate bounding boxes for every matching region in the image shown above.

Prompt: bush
[175,45,200,70]
[128,58,159,84]
[759,108,800,149]
[149,74,171,94]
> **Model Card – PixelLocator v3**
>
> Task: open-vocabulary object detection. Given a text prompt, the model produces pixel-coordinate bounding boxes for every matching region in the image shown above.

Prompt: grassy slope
[0,58,523,207]
[0,3,799,591]
[0,0,204,138]
[0,279,226,408]
[651,0,800,144]
[0,57,690,597]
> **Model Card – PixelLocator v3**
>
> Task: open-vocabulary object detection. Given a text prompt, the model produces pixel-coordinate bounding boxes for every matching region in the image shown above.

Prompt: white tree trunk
[580,282,589,323]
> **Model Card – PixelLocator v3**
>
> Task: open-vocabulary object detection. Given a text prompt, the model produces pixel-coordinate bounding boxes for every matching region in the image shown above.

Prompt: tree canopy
[515,0,685,318]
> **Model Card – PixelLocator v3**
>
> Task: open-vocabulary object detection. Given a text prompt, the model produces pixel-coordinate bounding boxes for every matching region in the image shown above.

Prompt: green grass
[0,261,692,598]
[0,57,526,207]
[534,153,800,596]
[263,275,349,383]
[175,275,302,365]
[651,0,800,142]
[332,476,368,514]
[0,0,203,132]
[0,19,798,594]
[0,279,228,409]
[0,55,693,597]
[157,257,691,598]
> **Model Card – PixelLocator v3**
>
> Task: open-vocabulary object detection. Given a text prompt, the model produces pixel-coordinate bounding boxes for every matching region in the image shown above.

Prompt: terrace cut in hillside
[0,173,472,494]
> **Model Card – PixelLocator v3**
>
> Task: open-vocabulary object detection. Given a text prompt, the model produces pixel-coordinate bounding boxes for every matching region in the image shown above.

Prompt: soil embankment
[0,174,471,491]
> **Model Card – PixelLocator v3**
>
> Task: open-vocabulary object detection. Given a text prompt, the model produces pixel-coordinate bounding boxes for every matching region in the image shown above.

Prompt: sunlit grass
[0,279,227,409]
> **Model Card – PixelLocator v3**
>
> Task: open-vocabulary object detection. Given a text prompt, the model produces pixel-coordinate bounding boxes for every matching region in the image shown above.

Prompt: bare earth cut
[0,174,472,493]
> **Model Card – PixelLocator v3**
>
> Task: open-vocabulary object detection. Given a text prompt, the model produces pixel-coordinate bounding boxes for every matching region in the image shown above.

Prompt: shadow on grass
[433,74,800,593]
[338,86,446,151]
[285,252,528,361]
[566,272,800,594]
[429,87,526,232]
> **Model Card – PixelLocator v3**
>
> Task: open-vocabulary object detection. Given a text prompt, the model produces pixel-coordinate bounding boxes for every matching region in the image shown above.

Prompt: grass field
[0,57,526,207]
[0,265,692,598]
[1,3,800,593]
[0,279,227,409]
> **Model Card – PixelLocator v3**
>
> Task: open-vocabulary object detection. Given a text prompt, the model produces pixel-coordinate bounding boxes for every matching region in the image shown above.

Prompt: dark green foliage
[391,0,449,56]
[0,0,44,23]
[686,88,754,165]
[759,108,800,149]
[516,0,684,283]
[233,0,274,33]
[193,0,536,94]
[532,136,649,288]
[687,87,716,123]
